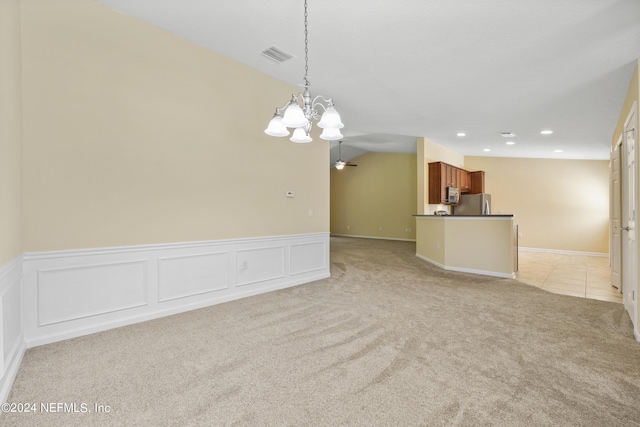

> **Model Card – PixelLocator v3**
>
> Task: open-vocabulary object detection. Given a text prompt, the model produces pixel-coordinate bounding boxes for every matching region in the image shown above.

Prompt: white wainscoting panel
[158,252,229,302]
[290,241,327,276]
[22,233,330,348]
[37,261,148,326]
[3,281,22,361]
[236,246,285,287]
[0,256,25,405]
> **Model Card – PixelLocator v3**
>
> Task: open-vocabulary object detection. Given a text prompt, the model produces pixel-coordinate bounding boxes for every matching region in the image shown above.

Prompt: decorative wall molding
[236,246,285,287]
[22,233,330,348]
[0,255,25,405]
[157,252,229,303]
[37,260,148,326]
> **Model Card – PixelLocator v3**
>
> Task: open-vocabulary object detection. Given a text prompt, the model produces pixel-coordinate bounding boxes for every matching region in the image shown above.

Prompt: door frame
[610,136,622,290]
[621,101,638,340]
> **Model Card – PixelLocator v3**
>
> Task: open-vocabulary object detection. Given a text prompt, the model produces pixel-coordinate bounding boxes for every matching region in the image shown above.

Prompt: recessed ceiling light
[506,141,515,145]
[500,132,516,138]
[483,148,491,152]
[541,130,553,135]
[554,149,563,153]
[457,132,466,137]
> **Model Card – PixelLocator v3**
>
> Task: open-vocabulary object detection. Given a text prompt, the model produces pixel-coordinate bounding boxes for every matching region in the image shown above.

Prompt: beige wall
[464,156,609,253]
[331,152,417,240]
[416,217,444,265]
[0,0,23,265]
[444,218,514,274]
[19,0,329,252]
[417,139,425,214]
[416,217,515,276]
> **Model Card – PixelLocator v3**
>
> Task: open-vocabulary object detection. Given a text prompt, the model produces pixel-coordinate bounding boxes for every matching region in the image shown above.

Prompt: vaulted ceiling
[97,0,640,164]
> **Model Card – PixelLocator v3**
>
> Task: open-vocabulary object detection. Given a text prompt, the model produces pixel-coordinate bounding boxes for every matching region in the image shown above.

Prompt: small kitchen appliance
[445,186,459,204]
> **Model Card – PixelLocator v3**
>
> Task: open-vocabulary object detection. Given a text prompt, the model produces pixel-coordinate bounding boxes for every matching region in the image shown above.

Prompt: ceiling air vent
[500,132,517,138]
[261,46,295,63]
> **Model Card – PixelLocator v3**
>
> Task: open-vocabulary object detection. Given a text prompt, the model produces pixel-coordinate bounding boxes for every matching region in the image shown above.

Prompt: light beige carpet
[5,237,640,426]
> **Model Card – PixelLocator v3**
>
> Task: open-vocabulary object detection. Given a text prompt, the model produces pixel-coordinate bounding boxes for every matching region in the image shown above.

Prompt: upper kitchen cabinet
[445,163,457,188]
[428,162,485,204]
[429,162,451,204]
[458,169,471,192]
[469,171,485,194]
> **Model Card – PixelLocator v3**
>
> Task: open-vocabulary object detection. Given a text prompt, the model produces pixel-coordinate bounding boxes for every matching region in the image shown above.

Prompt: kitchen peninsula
[414,215,518,278]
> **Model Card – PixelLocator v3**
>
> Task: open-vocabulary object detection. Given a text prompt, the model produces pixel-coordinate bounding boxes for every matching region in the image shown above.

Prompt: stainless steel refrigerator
[453,194,491,215]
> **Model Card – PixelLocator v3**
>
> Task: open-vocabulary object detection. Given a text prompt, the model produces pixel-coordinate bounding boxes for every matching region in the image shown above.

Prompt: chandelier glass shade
[264,0,344,143]
[291,127,313,143]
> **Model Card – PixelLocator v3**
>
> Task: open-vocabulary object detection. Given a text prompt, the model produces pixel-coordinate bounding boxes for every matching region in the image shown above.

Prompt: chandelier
[264,0,344,143]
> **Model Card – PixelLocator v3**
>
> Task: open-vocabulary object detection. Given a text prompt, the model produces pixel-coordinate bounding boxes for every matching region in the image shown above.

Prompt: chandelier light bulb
[335,161,346,170]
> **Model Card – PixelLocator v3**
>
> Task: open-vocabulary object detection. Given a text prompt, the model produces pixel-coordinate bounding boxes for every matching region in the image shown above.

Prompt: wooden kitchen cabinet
[428,162,448,204]
[428,162,463,204]
[469,171,485,194]
[445,164,457,188]
[429,162,485,204]
[459,170,471,192]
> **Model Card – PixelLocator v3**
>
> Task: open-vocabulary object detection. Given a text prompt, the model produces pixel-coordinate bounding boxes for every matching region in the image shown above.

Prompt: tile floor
[516,250,622,303]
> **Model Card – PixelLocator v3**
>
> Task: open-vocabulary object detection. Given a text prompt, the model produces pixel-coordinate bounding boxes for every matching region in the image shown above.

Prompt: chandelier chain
[303,0,309,85]
[264,0,343,142]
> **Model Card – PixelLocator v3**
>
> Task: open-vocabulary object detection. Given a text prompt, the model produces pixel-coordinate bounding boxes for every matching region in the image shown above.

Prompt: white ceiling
[97,0,640,164]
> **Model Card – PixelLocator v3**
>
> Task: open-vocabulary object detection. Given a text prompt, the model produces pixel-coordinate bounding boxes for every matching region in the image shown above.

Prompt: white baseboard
[22,233,330,348]
[519,247,607,257]
[415,253,515,279]
[0,255,25,404]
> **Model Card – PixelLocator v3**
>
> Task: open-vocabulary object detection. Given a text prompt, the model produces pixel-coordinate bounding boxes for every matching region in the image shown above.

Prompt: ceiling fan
[335,141,357,170]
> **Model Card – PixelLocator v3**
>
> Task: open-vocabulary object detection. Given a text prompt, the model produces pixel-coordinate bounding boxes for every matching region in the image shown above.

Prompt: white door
[622,105,637,328]
[611,139,621,290]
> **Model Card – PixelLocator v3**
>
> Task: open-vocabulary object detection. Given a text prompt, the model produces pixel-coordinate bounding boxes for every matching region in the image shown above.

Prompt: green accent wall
[331,152,417,241]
